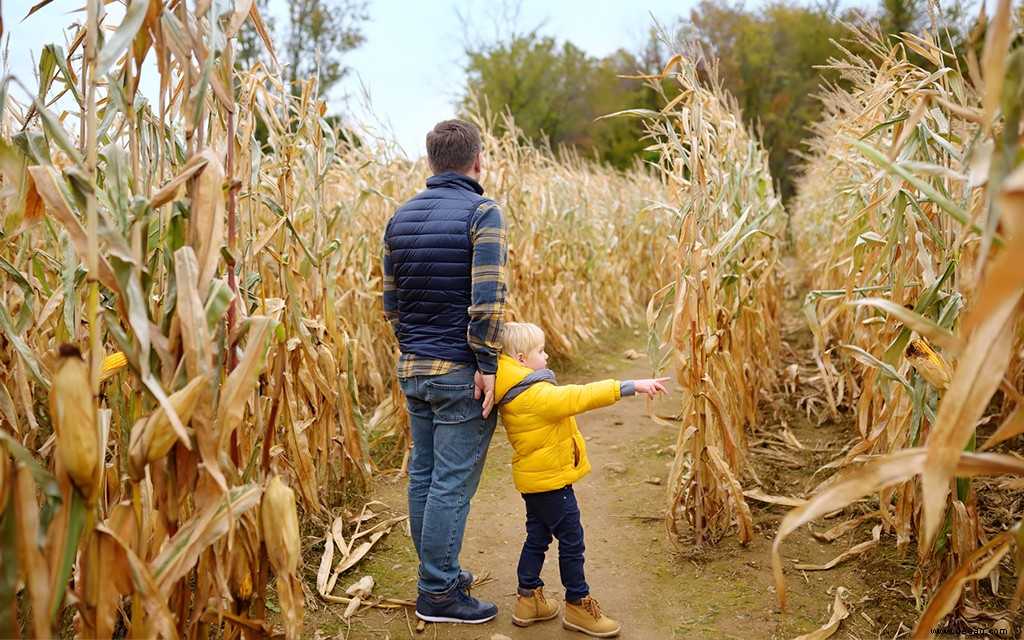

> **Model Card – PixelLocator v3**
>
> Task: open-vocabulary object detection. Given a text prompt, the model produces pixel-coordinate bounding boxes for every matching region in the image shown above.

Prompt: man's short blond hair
[501,322,545,357]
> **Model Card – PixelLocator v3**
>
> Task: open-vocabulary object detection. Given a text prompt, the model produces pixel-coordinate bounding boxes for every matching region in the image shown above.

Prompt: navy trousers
[517,485,590,602]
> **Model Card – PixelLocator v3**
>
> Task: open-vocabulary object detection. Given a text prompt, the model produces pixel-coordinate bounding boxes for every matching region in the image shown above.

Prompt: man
[382,118,507,624]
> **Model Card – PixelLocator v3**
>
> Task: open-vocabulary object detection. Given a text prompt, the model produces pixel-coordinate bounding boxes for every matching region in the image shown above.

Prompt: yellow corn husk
[127,376,207,479]
[99,351,128,382]
[316,344,338,385]
[905,338,953,391]
[229,550,254,601]
[49,344,100,505]
[262,475,300,575]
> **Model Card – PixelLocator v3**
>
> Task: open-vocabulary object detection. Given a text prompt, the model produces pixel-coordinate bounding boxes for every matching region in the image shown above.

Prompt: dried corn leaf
[152,483,262,592]
[13,465,51,639]
[149,153,210,208]
[794,587,850,640]
[775,450,1024,609]
[95,525,178,639]
[223,0,254,38]
[810,511,881,543]
[27,165,119,293]
[980,0,1012,131]
[921,289,1020,548]
[743,488,805,507]
[19,171,46,233]
[215,316,277,450]
[979,407,1024,452]
[331,515,347,555]
[331,530,388,577]
[706,446,754,544]
[773,449,923,610]
[316,530,334,596]
[794,525,881,570]
[192,148,226,299]
[95,0,149,77]
[913,527,1017,637]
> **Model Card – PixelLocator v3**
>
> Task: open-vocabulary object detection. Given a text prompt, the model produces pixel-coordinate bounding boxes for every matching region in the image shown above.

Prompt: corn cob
[127,375,207,479]
[49,344,100,505]
[100,351,128,382]
[262,475,300,575]
[904,338,953,391]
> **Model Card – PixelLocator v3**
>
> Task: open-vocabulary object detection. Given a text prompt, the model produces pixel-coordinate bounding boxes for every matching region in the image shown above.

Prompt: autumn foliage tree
[463,31,663,169]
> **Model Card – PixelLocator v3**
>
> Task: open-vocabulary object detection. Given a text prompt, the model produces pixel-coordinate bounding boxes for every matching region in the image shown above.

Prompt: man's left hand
[475,371,496,418]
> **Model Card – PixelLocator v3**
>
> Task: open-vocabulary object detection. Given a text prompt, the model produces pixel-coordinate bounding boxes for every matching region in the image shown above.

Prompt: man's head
[502,322,549,371]
[426,119,482,178]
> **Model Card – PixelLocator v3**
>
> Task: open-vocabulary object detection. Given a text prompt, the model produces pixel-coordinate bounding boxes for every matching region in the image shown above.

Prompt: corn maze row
[0,1,1022,638]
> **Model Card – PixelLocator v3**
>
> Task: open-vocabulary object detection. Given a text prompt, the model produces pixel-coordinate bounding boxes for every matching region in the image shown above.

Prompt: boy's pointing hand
[634,377,671,399]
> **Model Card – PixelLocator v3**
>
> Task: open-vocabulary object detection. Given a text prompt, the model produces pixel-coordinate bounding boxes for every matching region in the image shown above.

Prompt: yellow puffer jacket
[494,354,621,494]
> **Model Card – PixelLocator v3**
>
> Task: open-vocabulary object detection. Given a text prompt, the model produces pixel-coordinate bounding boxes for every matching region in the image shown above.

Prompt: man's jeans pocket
[425,378,478,424]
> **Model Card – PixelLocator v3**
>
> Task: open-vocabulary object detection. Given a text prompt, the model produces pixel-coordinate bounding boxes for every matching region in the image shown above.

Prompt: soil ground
[297,304,931,640]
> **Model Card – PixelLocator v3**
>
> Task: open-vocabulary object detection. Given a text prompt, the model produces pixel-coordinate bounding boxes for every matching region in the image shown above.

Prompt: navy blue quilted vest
[385,172,491,365]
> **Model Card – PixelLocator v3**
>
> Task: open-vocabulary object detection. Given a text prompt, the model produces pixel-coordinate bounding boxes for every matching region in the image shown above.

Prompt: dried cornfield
[628,38,787,547]
[0,2,675,638]
[784,2,1024,634]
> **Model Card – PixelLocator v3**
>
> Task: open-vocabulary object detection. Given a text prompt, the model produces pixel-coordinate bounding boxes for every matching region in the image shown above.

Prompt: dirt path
[305,319,919,639]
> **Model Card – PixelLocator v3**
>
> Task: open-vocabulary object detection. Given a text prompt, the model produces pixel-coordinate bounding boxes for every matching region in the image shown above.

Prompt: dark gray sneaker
[416,587,497,624]
[457,570,474,593]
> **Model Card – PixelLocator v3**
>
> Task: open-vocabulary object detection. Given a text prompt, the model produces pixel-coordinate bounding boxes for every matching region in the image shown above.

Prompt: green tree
[235,0,367,98]
[463,32,660,168]
[678,0,860,200]
[880,0,924,36]
[285,0,367,95]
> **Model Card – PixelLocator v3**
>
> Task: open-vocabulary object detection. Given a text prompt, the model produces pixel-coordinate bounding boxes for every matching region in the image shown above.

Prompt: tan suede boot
[563,595,620,637]
[512,586,560,627]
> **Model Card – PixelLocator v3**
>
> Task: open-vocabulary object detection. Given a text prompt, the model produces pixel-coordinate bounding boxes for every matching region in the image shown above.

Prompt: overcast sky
[3,0,691,156]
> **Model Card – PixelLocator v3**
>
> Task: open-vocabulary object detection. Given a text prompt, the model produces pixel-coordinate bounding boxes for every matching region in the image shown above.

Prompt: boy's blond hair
[501,322,545,358]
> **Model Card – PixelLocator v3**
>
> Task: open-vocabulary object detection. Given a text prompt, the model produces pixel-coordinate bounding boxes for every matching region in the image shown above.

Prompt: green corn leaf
[0,432,62,517]
[0,501,19,639]
[0,301,48,386]
[47,490,85,623]
[849,137,1001,248]
[33,99,83,167]
[12,130,52,165]
[883,260,957,364]
[204,279,234,332]
[834,344,913,393]
[37,45,58,99]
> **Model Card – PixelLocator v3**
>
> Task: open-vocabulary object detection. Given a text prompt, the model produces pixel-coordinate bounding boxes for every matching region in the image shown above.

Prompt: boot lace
[581,595,602,619]
[535,586,548,604]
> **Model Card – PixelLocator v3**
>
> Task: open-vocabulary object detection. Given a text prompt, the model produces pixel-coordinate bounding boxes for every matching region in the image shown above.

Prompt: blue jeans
[517,486,590,602]
[400,368,497,596]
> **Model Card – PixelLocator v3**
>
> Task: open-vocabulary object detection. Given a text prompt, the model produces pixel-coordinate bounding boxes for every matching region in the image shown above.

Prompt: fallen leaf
[794,587,850,640]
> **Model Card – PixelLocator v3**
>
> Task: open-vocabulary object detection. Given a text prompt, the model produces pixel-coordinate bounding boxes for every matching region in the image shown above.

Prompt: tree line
[238,0,990,202]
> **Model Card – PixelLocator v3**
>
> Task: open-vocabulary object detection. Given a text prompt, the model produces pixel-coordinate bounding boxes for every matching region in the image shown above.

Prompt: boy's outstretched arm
[530,379,622,423]
[529,377,671,423]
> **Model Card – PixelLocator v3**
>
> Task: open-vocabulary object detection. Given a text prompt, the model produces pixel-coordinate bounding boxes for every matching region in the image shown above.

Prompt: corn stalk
[0,2,677,636]
[622,36,786,547]
[782,2,1024,628]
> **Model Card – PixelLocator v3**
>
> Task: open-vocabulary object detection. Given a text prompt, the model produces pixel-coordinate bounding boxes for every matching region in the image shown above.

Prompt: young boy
[494,322,669,638]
